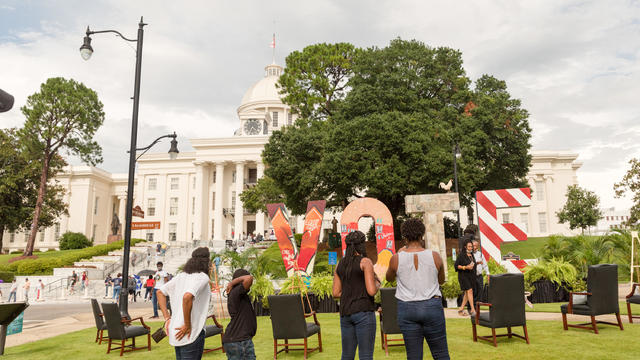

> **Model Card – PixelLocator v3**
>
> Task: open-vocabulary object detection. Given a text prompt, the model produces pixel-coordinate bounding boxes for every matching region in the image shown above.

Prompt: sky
[1,0,639,210]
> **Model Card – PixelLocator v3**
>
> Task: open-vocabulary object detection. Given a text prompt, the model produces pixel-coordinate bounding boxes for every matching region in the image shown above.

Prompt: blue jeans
[339,311,376,360]
[8,291,16,302]
[175,329,205,360]
[113,286,121,300]
[152,288,159,316]
[223,339,256,360]
[397,298,450,360]
[105,285,111,297]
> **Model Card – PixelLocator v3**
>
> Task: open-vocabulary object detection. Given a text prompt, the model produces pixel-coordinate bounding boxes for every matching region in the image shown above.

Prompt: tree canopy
[556,185,603,233]
[244,39,532,222]
[614,158,640,225]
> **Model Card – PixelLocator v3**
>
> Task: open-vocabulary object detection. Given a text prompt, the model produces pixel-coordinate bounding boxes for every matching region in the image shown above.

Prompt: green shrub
[249,273,275,308]
[0,271,15,282]
[59,232,93,250]
[279,275,308,295]
[309,273,333,298]
[485,259,507,282]
[523,258,578,293]
[441,264,463,299]
[374,279,397,303]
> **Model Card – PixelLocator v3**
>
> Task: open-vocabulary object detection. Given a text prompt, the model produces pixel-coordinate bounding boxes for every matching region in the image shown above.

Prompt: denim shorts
[223,339,256,360]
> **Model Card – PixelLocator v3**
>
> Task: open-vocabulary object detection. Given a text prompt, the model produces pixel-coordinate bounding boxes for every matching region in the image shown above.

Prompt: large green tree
[19,77,104,255]
[0,128,67,250]
[556,185,603,233]
[248,39,532,224]
[614,158,640,225]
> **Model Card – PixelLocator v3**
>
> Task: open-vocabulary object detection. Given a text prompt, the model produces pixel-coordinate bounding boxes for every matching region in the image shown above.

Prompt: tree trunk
[25,155,49,256]
[0,225,4,254]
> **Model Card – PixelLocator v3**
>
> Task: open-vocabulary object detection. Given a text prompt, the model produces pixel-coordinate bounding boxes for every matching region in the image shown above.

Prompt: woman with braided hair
[332,230,380,360]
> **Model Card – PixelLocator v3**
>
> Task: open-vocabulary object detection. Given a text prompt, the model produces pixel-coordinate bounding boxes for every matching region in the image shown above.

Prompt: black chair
[268,294,322,359]
[102,302,151,356]
[378,288,405,356]
[561,264,624,333]
[626,282,640,323]
[91,298,108,344]
[203,314,225,354]
[471,273,530,347]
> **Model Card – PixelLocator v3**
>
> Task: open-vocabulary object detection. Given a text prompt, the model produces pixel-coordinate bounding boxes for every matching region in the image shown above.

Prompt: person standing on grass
[472,240,489,303]
[8,280,17,302]
[386,218,449,360]
[455,239,476,317]
[151,261,169,319]
[23,278,30,301]
[332,230,379,360]
[157,247,212,360]
[222,269,256,360]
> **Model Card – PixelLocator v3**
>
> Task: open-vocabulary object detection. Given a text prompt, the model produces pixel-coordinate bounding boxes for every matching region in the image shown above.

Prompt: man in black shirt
[222,269,256,360]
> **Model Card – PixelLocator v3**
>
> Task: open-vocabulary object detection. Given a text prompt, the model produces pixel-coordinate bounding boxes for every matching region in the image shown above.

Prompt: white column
[118,196,126,234]
[234,161,245,240]
[544,175,554,235]
[255,162,266,237]
[193,162,209,241]
[214,163,225,241]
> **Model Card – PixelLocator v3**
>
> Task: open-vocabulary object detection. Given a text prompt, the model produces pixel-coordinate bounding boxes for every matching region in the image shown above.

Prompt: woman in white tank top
[386,218,450,360]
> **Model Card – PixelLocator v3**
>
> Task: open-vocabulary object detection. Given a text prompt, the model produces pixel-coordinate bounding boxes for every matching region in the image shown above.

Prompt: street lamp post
[80,17,147,317]
[453,143,462,239]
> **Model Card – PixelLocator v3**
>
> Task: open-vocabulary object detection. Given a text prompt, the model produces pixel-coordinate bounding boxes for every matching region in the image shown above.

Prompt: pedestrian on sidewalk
[127,275,137,302]
[145,275,154,301]
[23,278,31,302]
[70,271,77,295]
[112,273,122,300]
[135,275,142,299]
[36,279,45,301]
[104,274,112,298]
[146,250,152,268]
[82,271,90,297]
[80,271,87,292]
[157,247,213,359]
[222,269,256,359]
[151,261,168,319]
[8,280,17,302]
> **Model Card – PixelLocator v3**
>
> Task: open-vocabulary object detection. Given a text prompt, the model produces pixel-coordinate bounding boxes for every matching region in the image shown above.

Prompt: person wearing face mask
[454,239,477,317]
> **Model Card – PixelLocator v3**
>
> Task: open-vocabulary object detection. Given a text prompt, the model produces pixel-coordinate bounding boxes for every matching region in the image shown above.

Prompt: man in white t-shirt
[157,247,212,358]
[151,261,169,319]
[8,280,18,302]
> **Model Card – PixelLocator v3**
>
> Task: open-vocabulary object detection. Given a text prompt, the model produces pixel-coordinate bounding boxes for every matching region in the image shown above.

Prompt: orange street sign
[132,205,145,218]
[131,221,160,230]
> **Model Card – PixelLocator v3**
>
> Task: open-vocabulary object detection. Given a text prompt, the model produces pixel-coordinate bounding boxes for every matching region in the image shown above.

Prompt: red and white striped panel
[476,188,531,272]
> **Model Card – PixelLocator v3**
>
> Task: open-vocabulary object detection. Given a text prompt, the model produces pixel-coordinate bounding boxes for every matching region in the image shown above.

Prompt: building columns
[194,162,210,241]
[117,196,126,227]
[213,163,225,241]
[234,161,245,240]
[255,162,266,237]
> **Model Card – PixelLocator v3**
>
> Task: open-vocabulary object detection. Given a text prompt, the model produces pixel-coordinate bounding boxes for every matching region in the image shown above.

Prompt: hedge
[0,238,145,276]
[0,271,15,282]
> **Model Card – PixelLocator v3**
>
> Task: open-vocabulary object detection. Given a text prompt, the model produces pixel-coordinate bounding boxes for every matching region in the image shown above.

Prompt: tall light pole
[453,143,462,240]
[80,17,146,317]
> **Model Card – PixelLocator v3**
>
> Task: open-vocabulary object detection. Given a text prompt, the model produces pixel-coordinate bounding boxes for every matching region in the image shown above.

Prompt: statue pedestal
[107,234,122,244]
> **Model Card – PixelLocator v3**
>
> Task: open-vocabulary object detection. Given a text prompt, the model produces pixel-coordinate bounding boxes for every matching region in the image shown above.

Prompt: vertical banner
[340,197,395,280]
[298,200,326,276]
[266,203,296,276]
[7,312,24,335]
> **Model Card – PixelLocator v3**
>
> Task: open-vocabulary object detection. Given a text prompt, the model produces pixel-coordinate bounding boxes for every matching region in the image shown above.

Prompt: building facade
[1,62,588,251]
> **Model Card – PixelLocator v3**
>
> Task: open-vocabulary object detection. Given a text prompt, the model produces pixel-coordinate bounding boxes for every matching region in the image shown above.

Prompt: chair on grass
[471,273,530,347]
[626,282,640,323]
[203,314,225,354]
[268,294,322,359]
[378,288,405,356]
[102,302,151,356]
[561,264,624,333]
[91,298,108,344]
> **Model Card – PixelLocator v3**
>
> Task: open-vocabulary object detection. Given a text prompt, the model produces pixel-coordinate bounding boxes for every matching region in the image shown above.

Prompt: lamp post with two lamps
[80,17,179,316]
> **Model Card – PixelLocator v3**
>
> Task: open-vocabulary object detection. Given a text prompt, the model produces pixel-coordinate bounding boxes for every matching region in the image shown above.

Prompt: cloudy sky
[1,0,639,210]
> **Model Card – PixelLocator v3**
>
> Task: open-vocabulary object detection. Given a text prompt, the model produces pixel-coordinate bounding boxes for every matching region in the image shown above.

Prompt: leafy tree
[239,176,286,214]
[19,77,104,256]
[59,231,92,250]
[614,158,640,225]
[0,128,67,250]
[556,185,603,233]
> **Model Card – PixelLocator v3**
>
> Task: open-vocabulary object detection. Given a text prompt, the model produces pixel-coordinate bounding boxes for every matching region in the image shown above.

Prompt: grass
[5,313,640,359]
[500,236,550,259]
[0,249,82,266]
[526,301,640,315]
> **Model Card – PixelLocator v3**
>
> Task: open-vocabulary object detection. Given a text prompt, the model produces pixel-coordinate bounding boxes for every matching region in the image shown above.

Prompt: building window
[212,192,216,210]
[148,178,157,191]
[272,112,279,127]
[232,191,236,209]
[92,224,97,241]
[211,219,215,238]
[192,197,195,215]
[9,233,14,243]
[232,171,236,183]
[520,213,529,232]
[212,171,216,183]
[24,231,29,242]
[535,181,545,201]
[147,198,156,216]
[538,213,547,233]
[39,231,45,242]
[170,177,179,190]
[94,197,99,215]
[170,197,179,216]
[191,223,194,240]
[169,223,177,241]
[263,120,269,135]
[502,213,510,224]
[54,224,60,241]
[146,231,154,242]
[606,216,609,221]
[248,169,258,184]
[288,112,293,126]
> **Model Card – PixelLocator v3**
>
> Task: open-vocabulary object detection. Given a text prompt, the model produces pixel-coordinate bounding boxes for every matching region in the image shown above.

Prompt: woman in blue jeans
[332,230,380,360]
[386,218,450,360]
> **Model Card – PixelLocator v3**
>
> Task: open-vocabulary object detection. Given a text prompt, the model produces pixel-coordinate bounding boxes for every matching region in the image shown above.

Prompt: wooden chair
[471,273,530,347]
[268,294,322,359]
[561,264,624,333]
[91,299,108,344]
[378,288,405,356]
[102,302,151,356]
[625,282,640,323]
[203,314,225,354]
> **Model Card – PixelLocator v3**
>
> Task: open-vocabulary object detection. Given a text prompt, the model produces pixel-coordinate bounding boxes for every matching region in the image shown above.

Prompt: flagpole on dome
[270,32,276,64]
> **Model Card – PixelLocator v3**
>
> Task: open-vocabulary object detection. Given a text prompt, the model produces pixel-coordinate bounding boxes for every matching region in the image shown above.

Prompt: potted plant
[248,273,275,316]
[441,265,462,308]
[310,272,337,313]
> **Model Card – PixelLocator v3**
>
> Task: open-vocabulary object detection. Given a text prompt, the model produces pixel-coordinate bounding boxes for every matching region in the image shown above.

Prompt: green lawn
[5,314,640,359]
[526,301,640,315]
[0,249,82,265]
[500,236,550,259]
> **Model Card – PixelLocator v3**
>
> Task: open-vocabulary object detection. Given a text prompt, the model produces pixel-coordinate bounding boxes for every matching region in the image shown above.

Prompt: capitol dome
[240,63,284,106]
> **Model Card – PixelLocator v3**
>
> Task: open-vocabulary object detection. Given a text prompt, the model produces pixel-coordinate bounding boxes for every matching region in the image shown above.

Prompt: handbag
[151,323,167,343]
